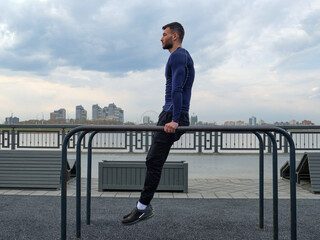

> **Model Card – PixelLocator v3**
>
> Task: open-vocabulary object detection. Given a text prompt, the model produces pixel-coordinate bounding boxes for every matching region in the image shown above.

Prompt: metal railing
[1,124,320,153]
[60,125,297,240]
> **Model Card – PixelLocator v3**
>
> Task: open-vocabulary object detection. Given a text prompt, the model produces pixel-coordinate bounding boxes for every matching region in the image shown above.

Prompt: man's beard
[162,41,173,50]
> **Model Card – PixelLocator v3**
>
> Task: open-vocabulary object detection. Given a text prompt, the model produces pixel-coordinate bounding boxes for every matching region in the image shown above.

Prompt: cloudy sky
[0,0,319,124]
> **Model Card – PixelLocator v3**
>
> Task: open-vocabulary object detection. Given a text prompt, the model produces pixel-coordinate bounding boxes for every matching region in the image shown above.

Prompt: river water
[68,152,304,179]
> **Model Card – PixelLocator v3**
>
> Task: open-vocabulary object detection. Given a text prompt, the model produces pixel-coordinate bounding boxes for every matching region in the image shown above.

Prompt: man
[122,22,195,225]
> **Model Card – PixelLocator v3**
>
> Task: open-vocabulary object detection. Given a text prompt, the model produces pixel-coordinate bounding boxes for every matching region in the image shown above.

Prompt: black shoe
[122,205,154,225]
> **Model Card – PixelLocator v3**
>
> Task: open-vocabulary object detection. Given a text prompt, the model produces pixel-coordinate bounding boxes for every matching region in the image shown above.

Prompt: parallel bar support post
[61,144,67,240]
[289,146,297,240]
[87,131,98,225]
[280,131,297,240]
[76,131,89,238]
[266,132,279,240]
[272,128,297,240]
[253,132,264,229]
[61,128,81,240]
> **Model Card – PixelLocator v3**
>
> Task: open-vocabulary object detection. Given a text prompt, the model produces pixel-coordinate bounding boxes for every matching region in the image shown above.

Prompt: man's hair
[162,22,185,42]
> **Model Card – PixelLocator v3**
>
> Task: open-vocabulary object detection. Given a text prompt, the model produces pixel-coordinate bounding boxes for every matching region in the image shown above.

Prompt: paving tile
[187,193,203,199]
[90,193,102,197]
[129,192,141,198]
[44,191,61,196]
[229,193,247,199]
[215,194,232,199]
[100,192,117,197]
[3,190,23,195]
[15,191,36,196]
[202,194,217,199]
[158,193,174,198]
[173,193,188,198]
[152,193,160,198]
[115,192,131,198]
[30,191,49,196]
[244,193,259,199]
[2,177,318,200]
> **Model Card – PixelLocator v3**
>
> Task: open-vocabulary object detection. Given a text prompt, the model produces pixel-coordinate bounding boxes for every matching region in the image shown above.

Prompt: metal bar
[61,129,80,240]
[58,124,298,240]
[87,131,98,225]
[276,129,297,240]
[253,132,264,229]
[76,131,89,238]
[266,132,278,240]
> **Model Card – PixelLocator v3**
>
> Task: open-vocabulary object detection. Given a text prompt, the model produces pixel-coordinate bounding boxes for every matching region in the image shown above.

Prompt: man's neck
[169,44,182,54]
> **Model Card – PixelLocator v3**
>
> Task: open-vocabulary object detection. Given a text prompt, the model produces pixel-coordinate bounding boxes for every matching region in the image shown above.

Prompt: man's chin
[162,45,172,50]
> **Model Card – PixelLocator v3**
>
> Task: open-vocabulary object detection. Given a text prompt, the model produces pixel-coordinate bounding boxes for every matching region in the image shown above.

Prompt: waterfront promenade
[1,153,320,239]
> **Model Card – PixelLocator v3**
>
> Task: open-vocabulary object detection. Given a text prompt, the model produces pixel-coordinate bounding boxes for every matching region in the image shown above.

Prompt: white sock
[137,201,147,210]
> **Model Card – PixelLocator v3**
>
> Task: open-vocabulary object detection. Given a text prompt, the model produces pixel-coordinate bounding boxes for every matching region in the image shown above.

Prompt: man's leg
[122,112,189,225]
[121,131,173,225]
[139,131,174,205]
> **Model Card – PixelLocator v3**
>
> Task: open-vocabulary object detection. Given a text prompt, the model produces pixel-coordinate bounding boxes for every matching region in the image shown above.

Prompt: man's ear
[172,32,179,41]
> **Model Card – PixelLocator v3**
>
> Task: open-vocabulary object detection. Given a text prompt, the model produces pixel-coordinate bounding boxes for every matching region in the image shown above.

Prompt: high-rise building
[103,103,124,123]
[50,108,66,121]
[5,116,19,124]
[92,104,103,120]
[191,115,198,125]
[102,106,109,118]
[143,116,151,124]
[92,103,124,123]
[249,116,257,126]
[76,105,87,120]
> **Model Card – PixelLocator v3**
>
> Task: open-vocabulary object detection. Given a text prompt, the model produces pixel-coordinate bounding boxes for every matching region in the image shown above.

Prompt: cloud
[0,0,320,124]
[0,66,165,121]
[310,87,320,99]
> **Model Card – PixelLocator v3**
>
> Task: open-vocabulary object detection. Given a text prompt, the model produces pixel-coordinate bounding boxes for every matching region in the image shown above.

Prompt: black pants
[139,111,189,205]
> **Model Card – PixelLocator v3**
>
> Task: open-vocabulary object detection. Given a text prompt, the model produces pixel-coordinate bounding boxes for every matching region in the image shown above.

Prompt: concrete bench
[98,161,188,193]
[0,150,73,189]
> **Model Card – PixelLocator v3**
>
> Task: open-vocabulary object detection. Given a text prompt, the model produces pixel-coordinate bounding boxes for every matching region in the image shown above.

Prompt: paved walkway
[1,178,320,239]
[1,177,319,199]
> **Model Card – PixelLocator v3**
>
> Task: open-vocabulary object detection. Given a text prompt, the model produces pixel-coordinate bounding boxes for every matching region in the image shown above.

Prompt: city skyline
[0,1,319,124]
[3,108,317,126]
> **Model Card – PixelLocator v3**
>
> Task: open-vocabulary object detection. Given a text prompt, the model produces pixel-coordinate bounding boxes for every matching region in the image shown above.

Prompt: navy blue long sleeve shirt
[163,47,195,122]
